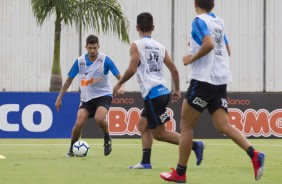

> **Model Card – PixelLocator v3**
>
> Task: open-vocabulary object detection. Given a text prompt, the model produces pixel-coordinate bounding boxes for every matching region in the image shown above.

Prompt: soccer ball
[72,140,90,157]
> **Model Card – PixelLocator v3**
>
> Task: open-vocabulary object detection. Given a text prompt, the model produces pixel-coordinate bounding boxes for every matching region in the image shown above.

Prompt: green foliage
[31,0,129,43]
[0,139,281,184]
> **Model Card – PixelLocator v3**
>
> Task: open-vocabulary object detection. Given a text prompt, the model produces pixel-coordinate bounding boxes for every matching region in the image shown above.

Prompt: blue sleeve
[224,35,229,45]
[68,59,79,78]
[104,56,120,76]
[191,18,211,45]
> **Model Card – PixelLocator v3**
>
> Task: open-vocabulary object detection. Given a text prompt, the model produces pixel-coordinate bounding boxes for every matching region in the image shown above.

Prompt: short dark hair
[137,12,153,32]
[195,0,214,12]
[86,35,99,45]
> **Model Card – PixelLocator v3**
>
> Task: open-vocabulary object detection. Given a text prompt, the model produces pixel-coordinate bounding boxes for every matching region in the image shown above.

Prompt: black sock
[141,148,151,164]
[176,164,187,176]
[247,146,255,159]
[104,133,111,142]
[192,141,197,150]
[70,140,76,152]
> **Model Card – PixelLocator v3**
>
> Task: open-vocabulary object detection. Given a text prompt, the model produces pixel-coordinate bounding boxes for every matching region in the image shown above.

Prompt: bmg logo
[0,104,53,132]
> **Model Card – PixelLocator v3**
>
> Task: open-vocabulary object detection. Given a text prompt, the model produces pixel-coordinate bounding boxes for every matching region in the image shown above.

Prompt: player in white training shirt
[55,35,123,157]
[113,12,205,169]
[160,1,265,183]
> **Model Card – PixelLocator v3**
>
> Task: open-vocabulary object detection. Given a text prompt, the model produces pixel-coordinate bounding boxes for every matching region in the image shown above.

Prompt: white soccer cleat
[128,163,152,169]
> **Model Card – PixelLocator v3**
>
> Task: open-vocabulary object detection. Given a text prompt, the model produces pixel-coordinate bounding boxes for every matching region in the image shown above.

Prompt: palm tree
[31,0,129,91]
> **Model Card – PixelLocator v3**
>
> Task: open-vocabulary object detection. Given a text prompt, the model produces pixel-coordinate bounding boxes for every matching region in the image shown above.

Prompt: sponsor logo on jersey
[221,98,228,108]
[159,111,170,123]
[80,77,103,86]
[193,97,208,108]
[84,70,92,75]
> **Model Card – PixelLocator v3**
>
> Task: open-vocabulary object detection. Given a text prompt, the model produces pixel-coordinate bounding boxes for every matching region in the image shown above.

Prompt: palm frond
[31,0,129,43]
[73,0,130,43]
[31,0,55,25]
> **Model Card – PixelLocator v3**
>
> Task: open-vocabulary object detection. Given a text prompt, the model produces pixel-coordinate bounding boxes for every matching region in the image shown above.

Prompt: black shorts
[185,79,228,115]
[79,96,112,118]
[141,94,171,129]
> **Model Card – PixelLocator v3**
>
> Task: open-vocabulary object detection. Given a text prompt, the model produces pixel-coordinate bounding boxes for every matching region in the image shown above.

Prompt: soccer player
[55,34,123,157]
[113,12,205,169]
[160,0,265,183]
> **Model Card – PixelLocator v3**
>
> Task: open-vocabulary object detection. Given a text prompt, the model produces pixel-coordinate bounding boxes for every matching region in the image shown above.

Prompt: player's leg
[129,116,153,169]
[150,124,179,144]
[145,94,179,145]
[139,118,153,154]
[149,125,205,165]
[160,79,206,182]
[147,93,205,165]
[178,100,201,171]
[211,109,265,180]
[94,96,112,156]
[95,106,109,134]
[67,108,89,157]
[160,100,201,183]
[95,105,112,156]
[212,108,251,150]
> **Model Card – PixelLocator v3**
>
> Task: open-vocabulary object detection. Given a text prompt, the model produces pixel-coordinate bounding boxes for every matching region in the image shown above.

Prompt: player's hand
[55,97,62,112]
[171,90,181,103]
[117,84,125,95]
[183,55,193,66]
[113,83,123,96]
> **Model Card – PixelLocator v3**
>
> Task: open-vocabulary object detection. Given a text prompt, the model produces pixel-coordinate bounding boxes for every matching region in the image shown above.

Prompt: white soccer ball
[72,140,90,157]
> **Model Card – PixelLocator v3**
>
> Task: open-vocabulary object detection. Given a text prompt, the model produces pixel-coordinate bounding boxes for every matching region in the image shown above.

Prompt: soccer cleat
[160,168,186,183]
[128,163,152,169]
[66,150,75,157]
[252,151,265,180]
[104,138,112,156]
[193,141,205,166]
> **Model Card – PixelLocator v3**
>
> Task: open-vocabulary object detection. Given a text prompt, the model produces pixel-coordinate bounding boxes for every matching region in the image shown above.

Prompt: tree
[31,0,129,91]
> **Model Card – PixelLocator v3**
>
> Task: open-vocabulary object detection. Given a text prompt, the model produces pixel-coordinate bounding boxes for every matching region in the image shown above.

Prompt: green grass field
[0,139,281,184]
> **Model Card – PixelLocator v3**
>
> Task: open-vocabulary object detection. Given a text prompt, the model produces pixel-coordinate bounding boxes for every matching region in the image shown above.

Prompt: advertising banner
[82,92,282,139]
[226,93,282,138]
[1,92,281,138]
[0,92,79,138]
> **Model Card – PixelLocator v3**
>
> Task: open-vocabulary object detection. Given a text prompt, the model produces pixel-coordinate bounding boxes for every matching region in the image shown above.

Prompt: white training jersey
[133,37,168,98]
[77,53,112,102]
[189,14,233,85]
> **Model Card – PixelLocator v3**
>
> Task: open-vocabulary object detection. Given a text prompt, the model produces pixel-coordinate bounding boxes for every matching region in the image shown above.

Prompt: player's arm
[183,35,214,65]
[183,18,214,65]
[104,56,124,94]
[104,56,122,81]
[113,42,139,96]
[55,60,78,112]
[114,74,125,94]
[226,44,231,56]
[55,77,74,112]
[163,50,181,102]
[224,35,231,56]
[115,74,122,80]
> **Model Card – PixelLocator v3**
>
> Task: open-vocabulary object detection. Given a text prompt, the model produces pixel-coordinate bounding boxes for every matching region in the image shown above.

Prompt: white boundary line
[0,143,281,146]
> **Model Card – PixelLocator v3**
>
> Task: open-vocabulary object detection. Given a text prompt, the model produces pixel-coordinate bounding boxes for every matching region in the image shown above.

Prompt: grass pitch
[0,139,281,184]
